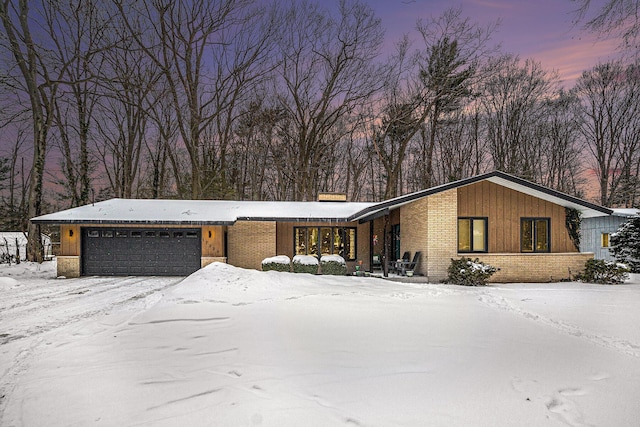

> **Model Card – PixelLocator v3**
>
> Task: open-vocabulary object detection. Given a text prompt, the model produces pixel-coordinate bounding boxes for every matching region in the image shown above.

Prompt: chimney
[317,192,347,202]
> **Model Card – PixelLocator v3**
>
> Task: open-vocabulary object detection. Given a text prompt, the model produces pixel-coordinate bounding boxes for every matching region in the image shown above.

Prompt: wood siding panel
[457,181,577,253]
[60,225,80,256]
[494,184,504,251]
[202,226,225,257]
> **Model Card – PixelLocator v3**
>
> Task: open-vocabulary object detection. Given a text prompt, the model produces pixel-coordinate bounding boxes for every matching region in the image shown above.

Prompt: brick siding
[57,256,80,278]
[400,188,458,282]
[227,221,277,270]
[473,253,593,283]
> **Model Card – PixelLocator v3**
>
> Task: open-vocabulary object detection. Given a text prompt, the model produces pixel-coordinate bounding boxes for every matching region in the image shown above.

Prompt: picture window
[294,226,357,261]
[458,218,488,252]
[521,218,550,252]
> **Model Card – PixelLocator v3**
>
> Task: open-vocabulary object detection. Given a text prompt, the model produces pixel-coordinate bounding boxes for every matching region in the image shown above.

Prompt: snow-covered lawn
[1,262,639,426]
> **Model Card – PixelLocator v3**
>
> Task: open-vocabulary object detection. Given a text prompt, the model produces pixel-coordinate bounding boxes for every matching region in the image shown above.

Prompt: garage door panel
[82,228,201,276]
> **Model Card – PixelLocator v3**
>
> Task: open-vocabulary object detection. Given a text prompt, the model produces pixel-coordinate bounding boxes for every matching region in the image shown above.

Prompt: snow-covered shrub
[574,259,630,284]
[320,255,346,275]
[261,255,291,272]
[292,255,319,274]
[610,217,640,273]
[444,257,497,286]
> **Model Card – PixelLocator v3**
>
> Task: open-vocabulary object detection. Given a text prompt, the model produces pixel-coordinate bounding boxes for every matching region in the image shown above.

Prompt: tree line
[0,0,639,260]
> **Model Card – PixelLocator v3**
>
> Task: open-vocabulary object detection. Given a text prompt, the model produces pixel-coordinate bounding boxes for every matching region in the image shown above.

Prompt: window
[102,230,113,238]
[173,231,184,238]
[88,230,99,238]
[294,226,357,261]
[458,218,487,252]
[131,231,142,238]
[145,231,156,238]
[115,230,128,238]
[601,233,610,248]
[521,218,550,252]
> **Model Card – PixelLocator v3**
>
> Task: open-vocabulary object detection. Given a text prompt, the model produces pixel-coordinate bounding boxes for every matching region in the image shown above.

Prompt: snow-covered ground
[1,262,639,426]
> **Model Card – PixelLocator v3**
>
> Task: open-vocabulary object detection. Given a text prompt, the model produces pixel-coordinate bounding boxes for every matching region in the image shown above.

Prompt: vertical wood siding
[60,224,80,256]
[458,181,577,253]
[201,226,225,257]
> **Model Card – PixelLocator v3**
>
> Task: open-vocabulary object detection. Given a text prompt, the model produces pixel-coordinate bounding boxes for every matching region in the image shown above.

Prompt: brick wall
[474,253,593,282]
[57,256,80,278]
[426,189,458,282]
[400,197,429,276]
[227,221,276,270]
[399,188,458,281]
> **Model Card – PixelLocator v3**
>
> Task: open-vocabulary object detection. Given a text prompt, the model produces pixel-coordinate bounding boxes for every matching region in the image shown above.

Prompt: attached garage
[82,228,201,276]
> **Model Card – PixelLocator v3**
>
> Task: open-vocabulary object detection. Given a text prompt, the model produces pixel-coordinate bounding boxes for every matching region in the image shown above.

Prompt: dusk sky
[366,0,619,85]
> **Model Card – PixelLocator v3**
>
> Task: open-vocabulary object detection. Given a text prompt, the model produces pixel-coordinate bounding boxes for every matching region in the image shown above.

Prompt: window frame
[520,217,551,253]
[293,226,357,261]
[457,217,489,253]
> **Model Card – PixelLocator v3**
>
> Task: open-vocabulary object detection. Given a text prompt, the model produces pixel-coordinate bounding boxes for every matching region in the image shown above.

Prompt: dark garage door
[82,228,201,276]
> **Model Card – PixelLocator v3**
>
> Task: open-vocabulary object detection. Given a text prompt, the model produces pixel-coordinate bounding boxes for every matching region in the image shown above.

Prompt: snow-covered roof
[31,198,377,225]
[31,171,614,225]
[611,208,639,217]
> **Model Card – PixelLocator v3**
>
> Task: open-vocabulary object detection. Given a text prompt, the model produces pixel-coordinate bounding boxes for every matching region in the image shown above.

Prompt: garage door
[82,228,201,276]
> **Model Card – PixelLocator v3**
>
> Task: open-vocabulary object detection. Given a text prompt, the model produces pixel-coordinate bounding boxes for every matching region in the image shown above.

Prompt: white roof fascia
[31,199,377,225]
[484,176,607,218]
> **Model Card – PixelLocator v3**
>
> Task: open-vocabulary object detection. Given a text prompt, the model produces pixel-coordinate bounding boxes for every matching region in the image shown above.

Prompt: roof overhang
[349,171,612,221]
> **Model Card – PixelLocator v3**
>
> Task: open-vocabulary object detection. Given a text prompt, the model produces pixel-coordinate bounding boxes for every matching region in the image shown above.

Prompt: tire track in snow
[0,276,184,424]
[478,292,640,359]
[0,277,182,342]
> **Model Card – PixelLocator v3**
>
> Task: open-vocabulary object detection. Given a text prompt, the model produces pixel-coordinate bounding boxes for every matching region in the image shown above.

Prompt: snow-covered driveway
[0,262,184,421]
[1,262,640,426]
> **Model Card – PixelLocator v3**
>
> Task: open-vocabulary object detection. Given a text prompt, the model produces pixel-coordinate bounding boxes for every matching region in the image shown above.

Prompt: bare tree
[230,99,287,200]
[536,89,585,195]
[0,0,63,261]
[45,0,111,207]
[141,84,180,199]
[575,60,640,206]
[372,8,494,198]
[114,0,272,200]
[572,0,640,50]
[93,24,161,199]
[480,55,556,180]
[274,0,385,201]
[430,108,487,184]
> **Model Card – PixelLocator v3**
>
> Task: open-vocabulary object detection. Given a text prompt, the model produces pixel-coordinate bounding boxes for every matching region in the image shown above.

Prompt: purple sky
[367,0,619,85]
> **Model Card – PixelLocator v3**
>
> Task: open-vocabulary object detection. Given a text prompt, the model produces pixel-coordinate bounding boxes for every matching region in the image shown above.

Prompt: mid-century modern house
[580,208,639,261]
[31,171,613,283]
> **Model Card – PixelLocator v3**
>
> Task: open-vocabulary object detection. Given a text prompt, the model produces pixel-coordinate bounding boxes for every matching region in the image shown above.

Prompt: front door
[391,224,400,260]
